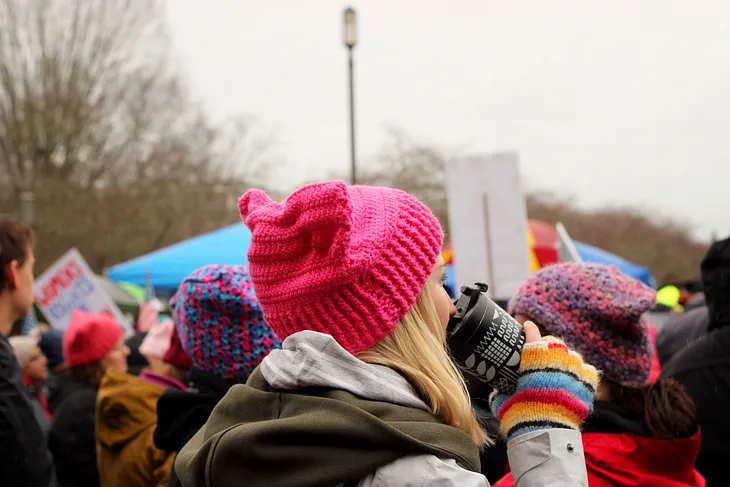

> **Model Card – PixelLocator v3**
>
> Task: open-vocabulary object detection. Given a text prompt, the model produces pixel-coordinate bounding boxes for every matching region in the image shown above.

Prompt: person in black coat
[48,312,130,487]
[0,335,54,487]
[663,235,730,487]
[48,374,99,487]
[124,330,149,376]
[656,306,710,365]
[154,368,237,487]
[0,215,53,487]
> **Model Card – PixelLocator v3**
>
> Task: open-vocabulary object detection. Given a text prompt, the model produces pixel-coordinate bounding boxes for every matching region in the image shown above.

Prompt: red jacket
[494,429,705,487]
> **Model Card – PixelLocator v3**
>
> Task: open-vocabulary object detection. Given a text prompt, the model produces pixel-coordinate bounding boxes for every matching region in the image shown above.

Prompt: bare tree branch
[0,0,279,272]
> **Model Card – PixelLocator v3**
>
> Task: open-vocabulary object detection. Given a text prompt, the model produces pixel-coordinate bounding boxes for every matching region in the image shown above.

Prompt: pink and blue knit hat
[170,264,281,382]
[509,263,656,388]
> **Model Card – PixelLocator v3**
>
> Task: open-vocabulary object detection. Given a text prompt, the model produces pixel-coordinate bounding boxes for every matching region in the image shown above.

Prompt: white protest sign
[556,222,583,263]
[445,152,531,301]
[34,249,132,334]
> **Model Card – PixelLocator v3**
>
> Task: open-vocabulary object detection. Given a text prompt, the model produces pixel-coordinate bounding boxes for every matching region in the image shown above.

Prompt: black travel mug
[447,283,526,394]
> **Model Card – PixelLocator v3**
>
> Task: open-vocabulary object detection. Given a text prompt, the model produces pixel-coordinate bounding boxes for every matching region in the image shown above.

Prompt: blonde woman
[176,182,598,487]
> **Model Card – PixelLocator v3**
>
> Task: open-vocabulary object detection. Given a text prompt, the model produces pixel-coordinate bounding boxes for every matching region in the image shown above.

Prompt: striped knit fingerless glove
[489,337,599,442]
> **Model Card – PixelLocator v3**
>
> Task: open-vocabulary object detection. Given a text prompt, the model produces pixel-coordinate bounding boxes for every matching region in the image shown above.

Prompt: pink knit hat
[239,181,443,354]
[139,319,174,359]
[63,311,124,367]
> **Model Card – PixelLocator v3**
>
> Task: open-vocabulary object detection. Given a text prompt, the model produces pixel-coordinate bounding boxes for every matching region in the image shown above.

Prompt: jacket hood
[260,330,429,410]
[701,236,730,330]
[583,431,704,486]
[96,369,164,448]
[583,402,704,486]
[153,368,232,453]
[175,331,480,487]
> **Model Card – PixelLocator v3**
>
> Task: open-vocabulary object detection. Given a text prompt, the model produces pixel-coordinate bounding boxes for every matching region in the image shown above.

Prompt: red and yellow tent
[526,220,560,271]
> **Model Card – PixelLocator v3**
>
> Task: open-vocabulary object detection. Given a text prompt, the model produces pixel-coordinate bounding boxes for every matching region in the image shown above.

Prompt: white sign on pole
[556,222,583,263]
[445,152,531,301]
[34,249,132,334]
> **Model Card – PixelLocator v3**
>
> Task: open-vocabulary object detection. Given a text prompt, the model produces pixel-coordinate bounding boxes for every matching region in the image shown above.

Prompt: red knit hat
[162,330,193,370]
[239,181,443,354]
[63,311,124,367]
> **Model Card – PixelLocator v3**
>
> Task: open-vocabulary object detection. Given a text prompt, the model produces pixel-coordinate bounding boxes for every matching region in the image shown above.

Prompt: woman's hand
[489,325,599,442]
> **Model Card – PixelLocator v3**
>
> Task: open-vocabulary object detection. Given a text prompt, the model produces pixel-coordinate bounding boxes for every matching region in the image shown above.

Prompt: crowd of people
[0,180,727,486]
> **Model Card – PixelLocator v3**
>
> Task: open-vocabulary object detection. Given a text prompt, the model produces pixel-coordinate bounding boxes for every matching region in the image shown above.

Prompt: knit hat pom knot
[240,181,353,259]
[238,188,274,221]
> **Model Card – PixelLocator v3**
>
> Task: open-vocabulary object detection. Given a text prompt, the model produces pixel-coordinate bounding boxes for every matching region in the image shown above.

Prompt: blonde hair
[358,287,490,447]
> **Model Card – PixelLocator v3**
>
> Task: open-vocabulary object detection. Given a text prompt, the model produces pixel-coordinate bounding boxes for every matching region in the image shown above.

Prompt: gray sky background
[165,1,730,240]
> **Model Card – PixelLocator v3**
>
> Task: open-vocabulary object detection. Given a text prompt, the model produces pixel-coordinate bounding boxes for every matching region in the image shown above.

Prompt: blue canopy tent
[107,224,252,293]
[443,264,458,297]
[444,240,655,298]
[111,223,655,300]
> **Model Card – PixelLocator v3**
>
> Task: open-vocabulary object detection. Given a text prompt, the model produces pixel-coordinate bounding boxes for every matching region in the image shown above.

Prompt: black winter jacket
[0,334,54,487]
[154,368,236,487]
[48,376,99,487]
[663,325,730,487]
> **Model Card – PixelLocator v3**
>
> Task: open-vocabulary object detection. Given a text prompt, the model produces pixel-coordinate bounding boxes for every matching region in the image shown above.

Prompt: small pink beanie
[63,311,124,368]
[239,181,443,354]
[139,319,175,359]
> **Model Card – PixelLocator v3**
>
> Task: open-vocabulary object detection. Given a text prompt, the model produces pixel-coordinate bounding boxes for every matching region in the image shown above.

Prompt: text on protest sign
[34,249,132,334]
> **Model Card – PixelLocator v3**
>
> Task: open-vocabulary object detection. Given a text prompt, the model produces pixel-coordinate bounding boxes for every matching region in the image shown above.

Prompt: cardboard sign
[34,249,132,334]
[445,152,531,301]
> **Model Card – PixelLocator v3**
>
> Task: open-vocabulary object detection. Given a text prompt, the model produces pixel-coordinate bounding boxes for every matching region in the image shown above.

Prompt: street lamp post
[343,7,357,185]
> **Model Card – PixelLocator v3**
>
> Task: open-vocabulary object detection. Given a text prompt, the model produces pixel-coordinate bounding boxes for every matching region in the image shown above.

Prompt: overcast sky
[165,1,730,240]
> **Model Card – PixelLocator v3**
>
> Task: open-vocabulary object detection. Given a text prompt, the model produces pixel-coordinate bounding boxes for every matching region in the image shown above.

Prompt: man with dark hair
[0,214,53,486]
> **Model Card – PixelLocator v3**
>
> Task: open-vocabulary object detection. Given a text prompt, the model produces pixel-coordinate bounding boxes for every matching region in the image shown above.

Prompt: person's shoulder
[663,325,730,376]
[54,383,97,417]
[0,336,22,382]
[0,334,16,366]
[360,454,488,486]
[658,307,709,339]
[67,386,98,407]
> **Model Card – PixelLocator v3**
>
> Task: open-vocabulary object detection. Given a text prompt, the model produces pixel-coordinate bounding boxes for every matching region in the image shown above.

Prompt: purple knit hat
[170,264,281,382]
[509,263,656,387]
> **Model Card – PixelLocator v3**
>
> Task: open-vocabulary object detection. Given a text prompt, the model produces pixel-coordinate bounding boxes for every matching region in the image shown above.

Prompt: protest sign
[445,152,531,301]
[34,249,132,334]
